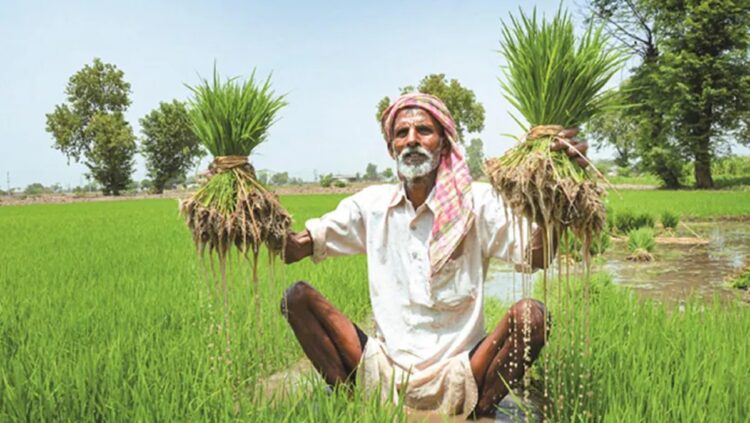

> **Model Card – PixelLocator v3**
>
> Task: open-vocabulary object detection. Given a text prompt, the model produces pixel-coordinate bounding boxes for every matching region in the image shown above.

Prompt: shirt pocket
[429,256,476,310]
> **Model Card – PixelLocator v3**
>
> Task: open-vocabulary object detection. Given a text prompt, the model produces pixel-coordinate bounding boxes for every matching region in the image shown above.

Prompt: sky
[1,0,747,190]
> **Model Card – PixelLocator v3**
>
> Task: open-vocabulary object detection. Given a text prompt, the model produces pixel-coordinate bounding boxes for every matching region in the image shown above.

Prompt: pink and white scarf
[381,93,475,275]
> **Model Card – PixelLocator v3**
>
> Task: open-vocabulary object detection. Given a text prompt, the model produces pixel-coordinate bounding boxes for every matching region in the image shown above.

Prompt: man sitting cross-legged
[281,93,587,418]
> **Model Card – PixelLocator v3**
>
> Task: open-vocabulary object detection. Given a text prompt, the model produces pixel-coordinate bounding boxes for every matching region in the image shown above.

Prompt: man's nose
[406,128,419,146]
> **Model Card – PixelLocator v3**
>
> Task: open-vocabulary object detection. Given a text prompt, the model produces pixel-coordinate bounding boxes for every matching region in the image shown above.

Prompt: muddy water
[485,222,750,304]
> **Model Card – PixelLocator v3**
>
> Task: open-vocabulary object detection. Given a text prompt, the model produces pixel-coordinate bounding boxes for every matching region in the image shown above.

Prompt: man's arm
[284,230,313,264]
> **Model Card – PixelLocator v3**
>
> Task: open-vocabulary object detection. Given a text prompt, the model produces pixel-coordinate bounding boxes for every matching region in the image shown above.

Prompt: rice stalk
[487,7,627,239]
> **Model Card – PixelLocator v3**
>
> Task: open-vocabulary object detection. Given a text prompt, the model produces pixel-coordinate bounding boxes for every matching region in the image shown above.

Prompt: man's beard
[396,145,441,181]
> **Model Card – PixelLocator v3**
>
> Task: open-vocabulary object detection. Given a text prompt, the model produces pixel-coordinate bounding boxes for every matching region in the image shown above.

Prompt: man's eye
[396,129,408,137]
[418,127,432,134]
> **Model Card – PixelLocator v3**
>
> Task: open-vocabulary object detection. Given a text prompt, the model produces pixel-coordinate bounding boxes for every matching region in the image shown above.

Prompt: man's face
[391,108,445,181]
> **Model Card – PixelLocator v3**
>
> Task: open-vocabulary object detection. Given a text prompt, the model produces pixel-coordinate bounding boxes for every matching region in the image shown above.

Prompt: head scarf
[380,93,475,276]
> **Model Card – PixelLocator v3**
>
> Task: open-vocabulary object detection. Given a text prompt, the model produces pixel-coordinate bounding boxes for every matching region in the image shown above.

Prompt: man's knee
[510,299,548,345]
[280,280,313,317]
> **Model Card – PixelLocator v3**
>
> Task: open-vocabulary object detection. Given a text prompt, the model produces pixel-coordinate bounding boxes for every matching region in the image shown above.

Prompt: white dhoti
[357,338,479,417]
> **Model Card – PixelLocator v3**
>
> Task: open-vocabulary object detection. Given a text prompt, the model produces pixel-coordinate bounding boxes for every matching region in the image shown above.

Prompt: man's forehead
[394,107,437,127]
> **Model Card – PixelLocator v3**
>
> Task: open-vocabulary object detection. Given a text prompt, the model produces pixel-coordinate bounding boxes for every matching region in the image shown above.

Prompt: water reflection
[485,222,750,303]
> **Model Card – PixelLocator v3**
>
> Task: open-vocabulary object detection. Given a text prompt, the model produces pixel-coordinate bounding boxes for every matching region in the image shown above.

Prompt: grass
[605,190,750,219]
[1,194,749,421]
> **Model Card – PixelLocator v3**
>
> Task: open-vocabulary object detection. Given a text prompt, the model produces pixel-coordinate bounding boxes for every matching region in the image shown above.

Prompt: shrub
[661,211,679,230]
[319,174,333,188]
[333,179,347,188]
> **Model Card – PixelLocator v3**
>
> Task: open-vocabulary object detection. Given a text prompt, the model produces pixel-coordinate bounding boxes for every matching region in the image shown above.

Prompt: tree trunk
[694,146,714,189]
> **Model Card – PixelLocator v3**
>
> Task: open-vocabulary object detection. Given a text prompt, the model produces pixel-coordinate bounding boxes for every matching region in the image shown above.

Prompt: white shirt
[305,182,527,370]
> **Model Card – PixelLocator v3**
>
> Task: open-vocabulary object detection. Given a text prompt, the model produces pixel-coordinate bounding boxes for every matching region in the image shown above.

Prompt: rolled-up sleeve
[475,184,531,266]
[304,195,367,263]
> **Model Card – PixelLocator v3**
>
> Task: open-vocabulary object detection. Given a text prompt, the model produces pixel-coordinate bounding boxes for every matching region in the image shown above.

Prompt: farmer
[281,93,587,417]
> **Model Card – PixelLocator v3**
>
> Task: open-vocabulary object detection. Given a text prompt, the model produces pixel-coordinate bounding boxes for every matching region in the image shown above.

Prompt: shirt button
[410,222,417,230]
[412,252,418,259]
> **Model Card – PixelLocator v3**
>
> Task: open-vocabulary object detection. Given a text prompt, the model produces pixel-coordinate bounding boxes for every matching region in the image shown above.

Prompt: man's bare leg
[469,299,548,417]
[280,281,365,387]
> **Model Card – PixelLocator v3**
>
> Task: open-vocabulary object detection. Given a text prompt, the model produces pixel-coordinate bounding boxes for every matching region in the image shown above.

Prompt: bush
[333,179,347,188]
[319,174,333,188]
[627,228,655,253]
[661,211,680,230]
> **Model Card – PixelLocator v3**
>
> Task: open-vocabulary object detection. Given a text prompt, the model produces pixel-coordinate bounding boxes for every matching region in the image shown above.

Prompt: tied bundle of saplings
[486,9,627,418]
[180,68,291,374]
[181,68,291,264]
[486,8,627,256]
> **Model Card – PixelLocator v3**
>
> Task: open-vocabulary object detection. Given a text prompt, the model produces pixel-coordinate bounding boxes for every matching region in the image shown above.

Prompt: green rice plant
[726,265,750,290]
[487,7,627,258]
[589,226,611,256]
[626,227,655,261]
[606,190,750,219]
[180,67,291,259]
[537,273,750,422]
[633,212,655,229]
[614,210,636,234]
[661,210,680,230]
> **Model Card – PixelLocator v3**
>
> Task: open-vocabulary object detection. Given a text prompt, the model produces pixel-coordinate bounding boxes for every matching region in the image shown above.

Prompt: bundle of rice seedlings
[180,68,291,261]
[487,8,627,246]
[626,227,656,262]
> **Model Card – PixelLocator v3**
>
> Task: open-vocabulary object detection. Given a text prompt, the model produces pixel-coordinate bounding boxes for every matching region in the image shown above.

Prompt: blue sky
[1,0,746,189]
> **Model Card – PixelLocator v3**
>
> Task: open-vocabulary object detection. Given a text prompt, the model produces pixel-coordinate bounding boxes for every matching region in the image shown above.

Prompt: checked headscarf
[381,93,475,276]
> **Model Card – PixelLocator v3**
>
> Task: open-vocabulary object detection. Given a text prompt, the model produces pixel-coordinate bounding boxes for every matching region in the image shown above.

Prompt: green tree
[140,100,204,193]
[381,167,394,181]
[376,74,485,143]
[654,0,750,188]
[365,163,379,181]
[585,104,637,168]
[45,58,136,195]
[587,0,750,188]
[465,138,485,180]
[270,171,289,186]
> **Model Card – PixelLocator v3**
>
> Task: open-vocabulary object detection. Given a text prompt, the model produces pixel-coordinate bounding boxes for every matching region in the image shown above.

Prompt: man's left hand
[550,128,589,169]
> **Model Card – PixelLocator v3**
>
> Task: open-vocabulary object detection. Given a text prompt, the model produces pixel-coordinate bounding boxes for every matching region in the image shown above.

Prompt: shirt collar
[387,182,437,212]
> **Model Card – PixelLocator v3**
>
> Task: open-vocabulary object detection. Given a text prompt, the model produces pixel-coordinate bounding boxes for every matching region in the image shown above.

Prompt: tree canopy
[587,0,750,188]
[45,58,136,195]
[140,100,205,193]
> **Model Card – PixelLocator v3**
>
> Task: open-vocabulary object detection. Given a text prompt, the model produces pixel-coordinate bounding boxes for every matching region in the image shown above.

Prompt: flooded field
[485,221,750,303]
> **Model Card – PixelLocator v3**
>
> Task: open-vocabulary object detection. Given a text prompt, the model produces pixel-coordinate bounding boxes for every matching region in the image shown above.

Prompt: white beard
[397,146,441,181]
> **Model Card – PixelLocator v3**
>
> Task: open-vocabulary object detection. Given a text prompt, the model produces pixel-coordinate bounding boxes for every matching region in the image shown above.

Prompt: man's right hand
[284,230,313,264]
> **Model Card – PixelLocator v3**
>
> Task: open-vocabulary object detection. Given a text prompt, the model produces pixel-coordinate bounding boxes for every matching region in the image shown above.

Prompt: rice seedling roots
[180,158,292,259]
[485,151,606,238]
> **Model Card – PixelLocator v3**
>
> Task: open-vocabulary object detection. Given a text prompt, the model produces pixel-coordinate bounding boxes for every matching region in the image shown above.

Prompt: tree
[585,104,638,168]
[45,58,136,195]
[24,183,47,195]
[376,74,485,143]
[381,167,394,181]
[140,100,205,193]
[319,173,334,188]
[465,138,486,180]
[270,171,289,186]
[365,163,379,181]
[586,0,750,188]
[653,0,750,188]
